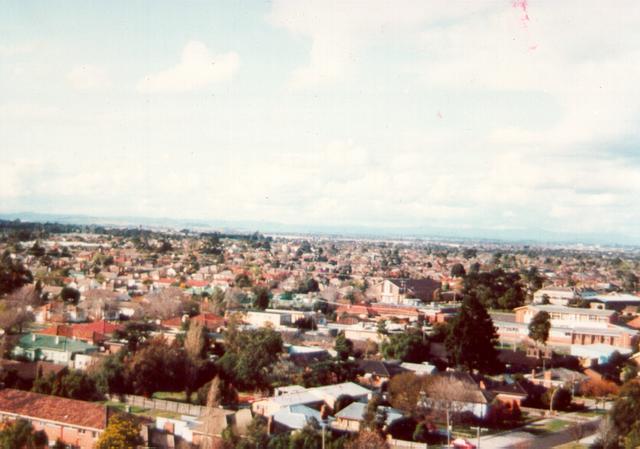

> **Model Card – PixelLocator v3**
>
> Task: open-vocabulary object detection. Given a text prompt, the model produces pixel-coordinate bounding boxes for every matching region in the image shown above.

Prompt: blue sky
[1,1,640,242]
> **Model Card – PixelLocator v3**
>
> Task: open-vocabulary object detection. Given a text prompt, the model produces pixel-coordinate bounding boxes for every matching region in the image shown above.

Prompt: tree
[611,380,640,441]
[345,430,388,449]
[582,378,619,410]
[377,320,388,337]
[234,273,252,288]
[462,248,477,260]
[288,421,325,449]
[218,327,282,390]
[95,414,143,449]
[445,293,501,374]
[334,332,354,361]
[542,387,572,412]
[362,394,386,432]
[52,440,68,449]
[450,263,466,278]
[251,286,271,310]
[380,330,429,363]
[388,372,425,416]
[125,337,186,396]
[184,320,210,400]
[413,422,429,442]
[33,369,102,401]
[0,286,37,334]
[528,311,551,370]
[60,286,80,305]
[296,277,319,294]
[113,321,156,352]
[0,251,33,296]
[196,375,238,407]
[90,352,127,396]
[0,419,47,449]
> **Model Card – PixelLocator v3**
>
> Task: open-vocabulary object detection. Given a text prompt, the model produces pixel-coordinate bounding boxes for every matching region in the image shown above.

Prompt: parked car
[452,438,476,449]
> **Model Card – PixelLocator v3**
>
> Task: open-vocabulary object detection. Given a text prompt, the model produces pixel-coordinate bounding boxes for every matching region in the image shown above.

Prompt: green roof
[17,333,98,353]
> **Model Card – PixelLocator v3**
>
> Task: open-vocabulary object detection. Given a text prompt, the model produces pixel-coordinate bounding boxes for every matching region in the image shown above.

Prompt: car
[452,438,477,449]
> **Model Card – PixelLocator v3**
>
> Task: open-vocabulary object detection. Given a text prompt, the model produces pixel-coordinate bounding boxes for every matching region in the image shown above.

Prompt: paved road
[478,414,602,449]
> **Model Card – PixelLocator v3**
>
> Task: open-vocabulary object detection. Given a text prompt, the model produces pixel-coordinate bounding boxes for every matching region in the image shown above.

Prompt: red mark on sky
[437,111,443,119]
[513,0,530,23]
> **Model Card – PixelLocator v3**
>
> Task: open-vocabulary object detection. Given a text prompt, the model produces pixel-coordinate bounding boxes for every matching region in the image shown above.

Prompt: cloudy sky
[1,1,640,243]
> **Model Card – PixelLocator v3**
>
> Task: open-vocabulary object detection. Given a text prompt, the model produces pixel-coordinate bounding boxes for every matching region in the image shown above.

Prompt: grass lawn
[526,418,571,435]
[152,391,197,403]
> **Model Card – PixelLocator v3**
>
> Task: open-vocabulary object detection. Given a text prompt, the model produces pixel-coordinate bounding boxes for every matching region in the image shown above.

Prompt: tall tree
[334,332,354,361]
[445,293,501,374]
[528,311,551,347]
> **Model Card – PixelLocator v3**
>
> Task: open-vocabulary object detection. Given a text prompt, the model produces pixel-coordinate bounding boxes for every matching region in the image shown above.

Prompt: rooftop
[0,389,108,430]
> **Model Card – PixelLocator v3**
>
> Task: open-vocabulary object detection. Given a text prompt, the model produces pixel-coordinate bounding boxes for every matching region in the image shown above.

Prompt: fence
[387,437,429,449]
[108,394,205,417]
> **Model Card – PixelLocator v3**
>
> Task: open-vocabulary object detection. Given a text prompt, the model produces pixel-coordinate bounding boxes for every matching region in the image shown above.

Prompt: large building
[532,287,578,306]
[371,278,441,305]
[0,389,110,449]
[494,304,638,349]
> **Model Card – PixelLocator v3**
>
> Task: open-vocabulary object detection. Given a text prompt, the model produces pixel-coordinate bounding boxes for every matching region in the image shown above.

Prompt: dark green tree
[218,327,283,390]
[445,293,501,374]
[450,263,466,278]
[0,251,33,295]
[380,330,429,363]
[528,311,551,347]
[251,286,271,310]
[334,332,354,361]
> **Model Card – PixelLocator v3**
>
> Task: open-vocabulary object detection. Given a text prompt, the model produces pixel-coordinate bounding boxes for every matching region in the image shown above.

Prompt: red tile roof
[0,389,108,430]
[192,313,225,329]
[36,320,122,343]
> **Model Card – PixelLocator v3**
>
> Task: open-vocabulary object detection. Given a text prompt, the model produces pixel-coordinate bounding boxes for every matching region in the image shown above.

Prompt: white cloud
[137,41,239,93]
[269,0,496,88]
[0,41,38,57]
[67,65,111,90]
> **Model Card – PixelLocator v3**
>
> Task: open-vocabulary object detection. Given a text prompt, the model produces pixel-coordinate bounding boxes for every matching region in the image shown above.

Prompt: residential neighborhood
[0,219,638,448]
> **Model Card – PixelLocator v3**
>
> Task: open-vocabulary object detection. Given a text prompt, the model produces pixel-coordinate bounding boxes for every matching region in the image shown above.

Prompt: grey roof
[335,402,403,425]
[273,405,324,430]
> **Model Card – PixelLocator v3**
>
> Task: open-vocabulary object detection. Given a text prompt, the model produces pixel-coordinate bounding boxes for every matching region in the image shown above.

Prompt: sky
[1,1,640,243]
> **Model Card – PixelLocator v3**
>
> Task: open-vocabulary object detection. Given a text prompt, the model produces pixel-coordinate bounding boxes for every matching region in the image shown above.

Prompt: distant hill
[0,211,637,247]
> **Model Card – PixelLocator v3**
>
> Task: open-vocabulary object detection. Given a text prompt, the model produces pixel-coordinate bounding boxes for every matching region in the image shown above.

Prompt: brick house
[0,389,109,448]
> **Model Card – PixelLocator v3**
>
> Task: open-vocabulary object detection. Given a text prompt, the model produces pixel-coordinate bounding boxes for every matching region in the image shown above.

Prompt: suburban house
[252,382,372,417]
[332,402,403,432]
[357,360,408,387]
[420,372,493,420]
[244,310,292,329]
[35,320,122,345]
[526,368,589,393]
[0,389,110,449]
[12,333,99,365]
[272,405,326,431]
[371,278,441,305]
[494,304,638,349]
